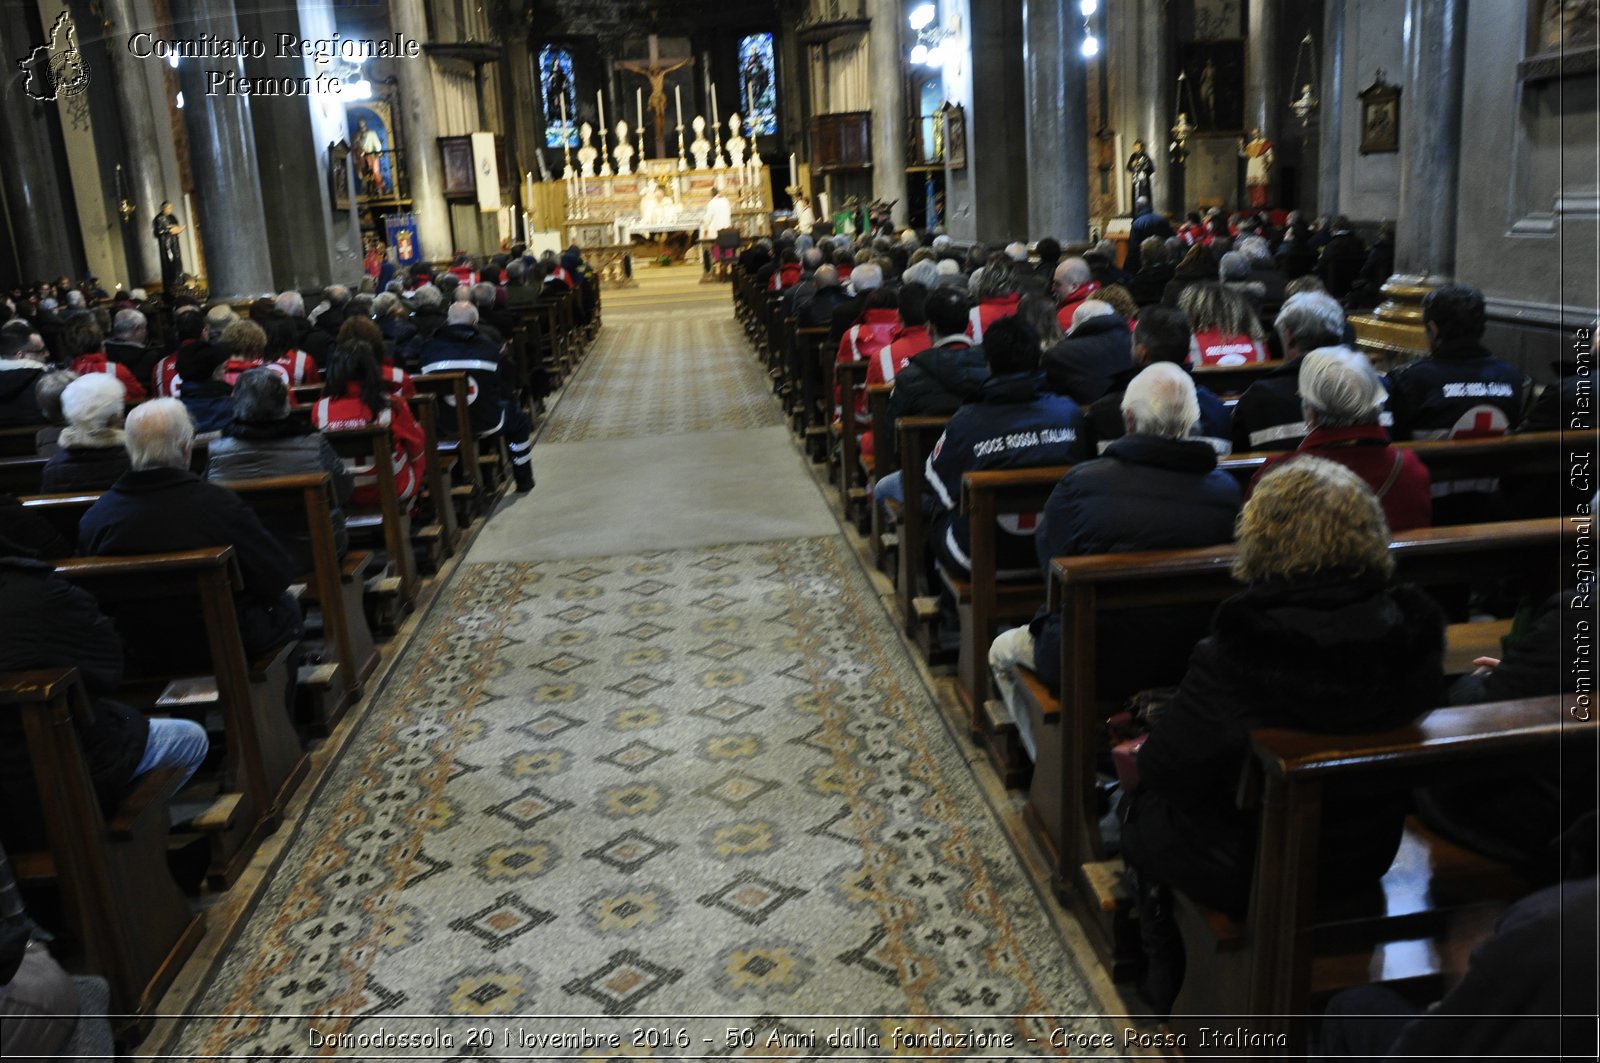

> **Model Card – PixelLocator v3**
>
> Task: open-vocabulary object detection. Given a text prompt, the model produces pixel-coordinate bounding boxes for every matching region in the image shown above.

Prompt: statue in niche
[690,115,712,170]
[725,113,747,168]
[1126,140,1155,205]
[613,121,634,175]
[1239,126,1274,208]
[577,121,598,177]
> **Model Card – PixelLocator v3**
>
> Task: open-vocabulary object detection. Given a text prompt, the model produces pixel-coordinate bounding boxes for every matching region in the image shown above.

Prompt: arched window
[539,45,577,147]
[738,33,777,136]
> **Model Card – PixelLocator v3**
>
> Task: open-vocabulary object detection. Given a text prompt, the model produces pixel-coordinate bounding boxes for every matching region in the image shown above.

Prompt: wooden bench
[410,371,489,518]
[407,392,462,562]
[893,415,954,662]
[1171,695,1593,1055]
[832,358,872,529]
[322,424,418,626]
[0,423,44,457]
[1191,361,1278,398]
[52,546,310,888]
[1,667,206,1044]
[864,384,897,571]
[1024,517,1562,979]
[792,326,831,461]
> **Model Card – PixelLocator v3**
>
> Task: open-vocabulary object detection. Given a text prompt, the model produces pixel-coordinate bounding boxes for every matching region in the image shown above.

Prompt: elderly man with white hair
[78,398,305,657]
[418,302,534,492]
[1230,290,1348,453]
[1253,347,1431,531]
[987,362,1242,754]
[824,261,885,355]
[1041,298,1133,405]
[1052,256,1101,330]
[104,307,158,384]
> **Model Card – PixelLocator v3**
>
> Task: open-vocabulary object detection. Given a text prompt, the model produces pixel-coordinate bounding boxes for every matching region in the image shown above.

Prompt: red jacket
[969,293,1022,342]
[1054,283,1102,332]
[381,359,415,399]
[268,350,321,387]
[860,324,934,457]
[1252,424,1432,532]
[834,309,900,427]
[70,353,147,402]
[768,262,804,291]
[1189,327,1267,367]
[311,384,426,506]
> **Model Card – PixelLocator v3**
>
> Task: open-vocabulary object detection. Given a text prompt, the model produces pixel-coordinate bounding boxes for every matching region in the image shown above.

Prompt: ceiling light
[1080,0,1098,16]
[1080,34,1099,58]
[909,43,929,64]
[909,4,936,31]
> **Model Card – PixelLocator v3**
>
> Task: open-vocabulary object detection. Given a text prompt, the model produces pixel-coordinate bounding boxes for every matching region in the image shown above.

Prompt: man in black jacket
[990,362,1241,754]
[1088,306,1232,454]
[1042,300,1133,406]
[1229,290,1348,452]
[419,302,534,492]
[78,398,304,659]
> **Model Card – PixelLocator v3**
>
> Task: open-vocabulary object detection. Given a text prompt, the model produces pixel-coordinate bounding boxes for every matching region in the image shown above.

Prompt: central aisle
[171,266,1111,1059]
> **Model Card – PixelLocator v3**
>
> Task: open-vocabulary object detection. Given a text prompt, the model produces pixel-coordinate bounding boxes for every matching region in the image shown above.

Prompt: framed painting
[1177,40,1246,133]
[1358,73,1400,155]
[345,100,397,197]
[941,102,966,171]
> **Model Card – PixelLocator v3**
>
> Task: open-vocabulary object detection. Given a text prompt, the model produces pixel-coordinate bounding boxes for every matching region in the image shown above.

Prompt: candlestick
[674,84,683,128]
[597,89,606,134]
[789,153,796,190]
[559,93,574,177]
[710,84,719,129]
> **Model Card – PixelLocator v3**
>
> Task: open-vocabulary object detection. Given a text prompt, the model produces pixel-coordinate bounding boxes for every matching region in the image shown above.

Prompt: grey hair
[813,264,838,287]
[412,283,443,309]
[1298,346,1388,428]
[902,260,939,288]
[1139,236,1165,264]
[385,279,405,295]
[61,372,125,430]
[372,292,401,318]
[125,397,194,471]
[205,304,239,340]
[1054,256,1092,290]
[1122,362,1200,439]
[471,282,497,309]
[447,302,479,326]
[1275,291,1346,354]
[111,308,147,339]
[65,290,86,308]
[276,290,306,317]
[851,263,884,293]
[34,369,78,423]
[1236,235,1272,265]
[231,366,290,423]
[506,260,526,282]
[326,284,352,307]
[1092,239,1117,261]
[1218,251,1251,282]
[802,248,823,270]
[931,234,952,252]
[1070,299,1115,332]
[1005,241,1029,262]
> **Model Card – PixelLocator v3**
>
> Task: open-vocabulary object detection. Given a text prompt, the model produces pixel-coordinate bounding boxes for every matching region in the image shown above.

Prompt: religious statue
[1126,140,1155,205]
[690,115,712,170]
[576,121,598,177]
[616,41,694,160]
[1168,112,1194,166]
[613,121,635,176]
[725,113,747,169]
[152,199,184,295]
[1239,126,1274,208]
[354,118,386,194]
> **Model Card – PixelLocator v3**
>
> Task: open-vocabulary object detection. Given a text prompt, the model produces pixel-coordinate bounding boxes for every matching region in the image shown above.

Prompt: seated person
[78,399,304,659]
[31,368,76,457]
[0,328,48,426]
[338,316,414,399]
[39,374,130,493]
[175,312,239,436]
[1120,458,1445,1015]
[1052,257,1102,330]
[926,317,1090,581]
[206,368,352,564]
[1042,299,1133,406]
[968,257,1023,342]
[1229,291,1348,453]
[104,307,160,385]
[1180,282,1268,366]
[1252,348,1431,532]
[989,363,1241,757]
[66,320,147,402]
[419,303,533,492]
[834,288,900,430]
[312,341,426,509]
[153,306,205,398]
[260,315,320,387]
[1088,306,1231,454]
[0,548,209,852]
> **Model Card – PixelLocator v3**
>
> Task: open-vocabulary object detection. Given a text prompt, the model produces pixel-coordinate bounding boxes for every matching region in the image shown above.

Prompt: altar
[559,158,773,260]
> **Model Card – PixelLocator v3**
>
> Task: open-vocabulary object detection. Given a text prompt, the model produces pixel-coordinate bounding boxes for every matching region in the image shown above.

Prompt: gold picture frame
[941,102,966,171]
[1358,72,1401,155]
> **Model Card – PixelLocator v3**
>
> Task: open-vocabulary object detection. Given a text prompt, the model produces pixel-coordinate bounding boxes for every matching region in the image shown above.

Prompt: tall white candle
[675,84,683,127]
[597,89,606,133]
[711,83,719,128]
[559,90,568,132]
[789,153,796,188]
[637,87,643,134]
[747,81,756,119]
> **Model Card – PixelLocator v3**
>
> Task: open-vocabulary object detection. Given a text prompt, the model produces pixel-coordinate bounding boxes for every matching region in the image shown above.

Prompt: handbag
[1107,686,1178,792]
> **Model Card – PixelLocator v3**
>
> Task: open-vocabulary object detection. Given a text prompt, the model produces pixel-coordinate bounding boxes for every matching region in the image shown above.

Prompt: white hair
[1122,362,1200,439]
[124,397,194,471]
[1070,299,1115,332]
[372,292,401,318]
[1299,346,1388,428]
[275,290,306,317]
[111,308,147,339]
[452,286,472,303]
[1236,235,1273,265]
[1275,291,1347,354]
[447,302,479,326]
[1218,251,1251,282]
[1054,257,1092,290]
[412,284,443,309]
[129,288,148,301]
[61,372,126,431]
[1005,241,1029,263]
[204,304,239,340]
[931,234,952,252]
[851,263,884,293]
[902,260,939,288]
[65,290,86,308]
[935,258,960,276]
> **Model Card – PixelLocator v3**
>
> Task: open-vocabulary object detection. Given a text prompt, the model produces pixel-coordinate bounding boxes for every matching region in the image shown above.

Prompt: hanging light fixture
[1289,32,1320,128]
[1169,70,1197,166]
[1079,0,1100,62]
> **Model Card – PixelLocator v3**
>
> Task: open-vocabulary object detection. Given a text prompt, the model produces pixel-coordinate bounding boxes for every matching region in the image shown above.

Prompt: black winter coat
[1122,572,1445,913]
[886,337,986,428]
[40,439,131,494]
[0,557,148,849]
[419,324,511,436]
[1088,367,1233,455]
[1041,314,1133,406]
[1029,435,1241,691]
[207,417,353,565]
[1230,357,1308,453]
[0,360,44,426]
[1385,339,1527,442]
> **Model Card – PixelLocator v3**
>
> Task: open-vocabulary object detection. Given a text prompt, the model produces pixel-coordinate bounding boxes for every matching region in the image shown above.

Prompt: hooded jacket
[0,357,45,426]
[206,416,352,564]
[1122,572,1446,913]
[886,335,986,430]
[39,426,131,494]
[1042,314,1134,406]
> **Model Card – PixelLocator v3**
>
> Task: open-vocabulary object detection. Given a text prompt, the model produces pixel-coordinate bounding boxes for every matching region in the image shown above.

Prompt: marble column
[101,0,168,286]
[1246,0,1280,137]
[0,3,81,278]
[389,0,453,264]
[868,0,909,227]
[1022,0,1088,241]
[1393,0,1466,279]
[1315,0,1346,217]
[169,0,273,299]
[1134,2,1172,215]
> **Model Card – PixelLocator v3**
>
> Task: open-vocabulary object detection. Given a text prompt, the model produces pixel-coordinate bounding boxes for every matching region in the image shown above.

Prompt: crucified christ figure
[616,39,693,161]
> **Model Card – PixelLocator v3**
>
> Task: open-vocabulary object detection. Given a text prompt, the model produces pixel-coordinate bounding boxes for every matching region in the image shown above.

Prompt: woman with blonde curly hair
[1119,456,1445,1016]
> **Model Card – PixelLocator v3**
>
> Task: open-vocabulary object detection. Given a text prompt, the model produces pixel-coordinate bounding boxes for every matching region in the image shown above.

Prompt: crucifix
[615,35,693,162]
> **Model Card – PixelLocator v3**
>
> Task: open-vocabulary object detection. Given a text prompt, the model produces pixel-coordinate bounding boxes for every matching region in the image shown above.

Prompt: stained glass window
[738,33,777,136]
[540,45,578,148]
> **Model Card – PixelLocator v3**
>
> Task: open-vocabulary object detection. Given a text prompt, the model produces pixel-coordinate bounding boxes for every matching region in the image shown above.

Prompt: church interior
[0,0,1596,1058]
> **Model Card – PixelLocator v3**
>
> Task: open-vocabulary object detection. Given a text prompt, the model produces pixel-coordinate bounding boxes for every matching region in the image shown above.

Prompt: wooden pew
[410,371,487,518]
[1021,517,1561,979]
[1,668,205,1044]
[865,383,897,570]
[893,415,954,662]
[1171,695,1593,1055]
[0,453,47,493]
[0,423,43,457]
[1192,361,1278,398]
[51,546,310,888]
[832,358,872,529]
[792,326,831,461]
[322,424,418,622]
[222,473,378,730]
[407,392,462,559]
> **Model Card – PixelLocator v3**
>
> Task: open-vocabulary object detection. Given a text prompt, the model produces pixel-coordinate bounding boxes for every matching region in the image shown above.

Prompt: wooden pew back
[322,423,417,604]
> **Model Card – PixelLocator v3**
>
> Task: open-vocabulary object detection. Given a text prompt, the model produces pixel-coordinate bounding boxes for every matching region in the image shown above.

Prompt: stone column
[168,0,273,299]
[390,0,453,264]
[1021,0,1088,241]
[1134,2,1172,215]
[1316,0,1346,217]
[868,0,909,227]
[101,0,168,285]
[0,2,81,278]
[1246,0,1279,136]
[1393,0,1466,279]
